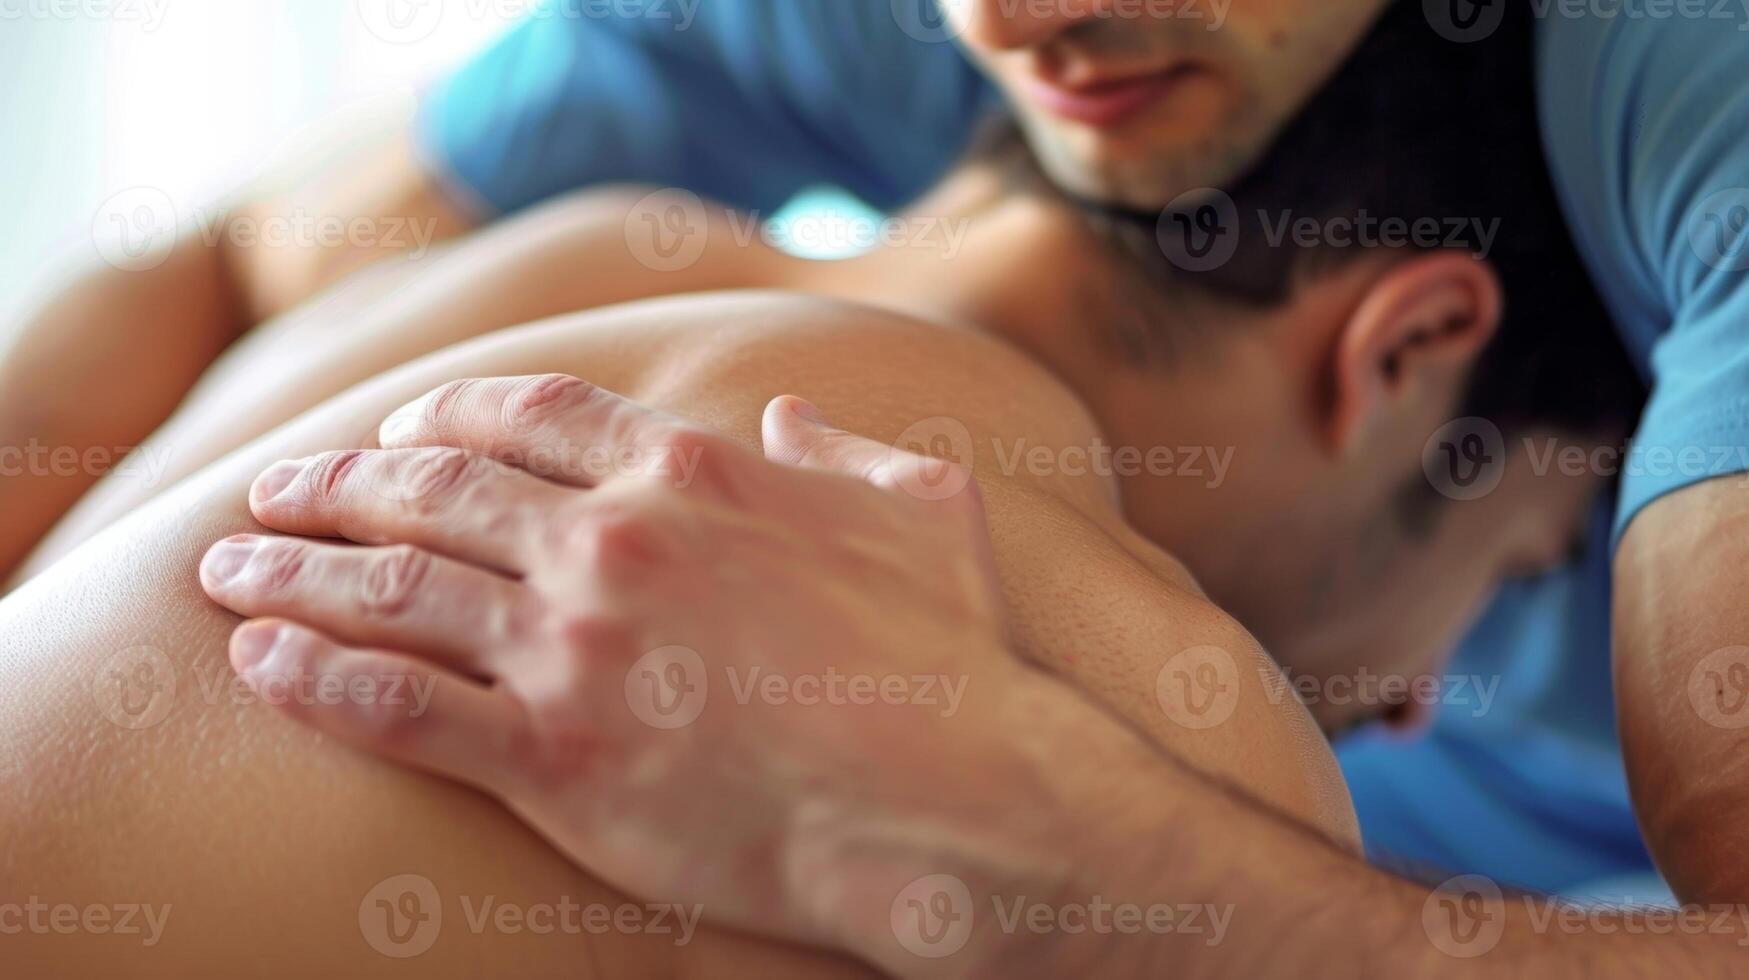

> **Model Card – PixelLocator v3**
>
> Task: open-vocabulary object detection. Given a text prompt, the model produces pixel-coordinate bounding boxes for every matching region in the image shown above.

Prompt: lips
[1019,65,1197,128]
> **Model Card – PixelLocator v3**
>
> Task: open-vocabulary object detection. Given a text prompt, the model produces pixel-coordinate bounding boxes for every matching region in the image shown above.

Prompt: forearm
[0,233,246,580]
[811,670,1741,979]
[1614,476,1749,901]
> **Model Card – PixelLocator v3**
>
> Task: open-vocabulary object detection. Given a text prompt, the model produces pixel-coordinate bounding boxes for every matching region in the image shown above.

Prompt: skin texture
[0,163,1644,975]
[27,174,1607,737]
[1614,476,1749,900]
[0,98,467,583]
[0,289,1353,976]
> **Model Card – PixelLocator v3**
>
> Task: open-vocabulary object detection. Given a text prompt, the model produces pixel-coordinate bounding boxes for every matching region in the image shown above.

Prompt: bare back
[1,216,1352,977]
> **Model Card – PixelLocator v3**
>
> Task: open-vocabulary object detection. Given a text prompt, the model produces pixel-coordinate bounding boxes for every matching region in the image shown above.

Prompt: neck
[797,177,1301,598]
[821,176,1127,422]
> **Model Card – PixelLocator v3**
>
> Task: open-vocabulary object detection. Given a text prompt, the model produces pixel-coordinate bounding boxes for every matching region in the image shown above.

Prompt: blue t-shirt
[419,0,995,216]
[419,2,1749,894]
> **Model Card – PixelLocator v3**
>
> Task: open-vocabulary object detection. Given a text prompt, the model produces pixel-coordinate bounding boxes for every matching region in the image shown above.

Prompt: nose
[957,0,1126,51]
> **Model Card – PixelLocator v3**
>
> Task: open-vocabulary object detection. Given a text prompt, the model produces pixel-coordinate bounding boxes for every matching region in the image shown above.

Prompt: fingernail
[378,413,416,447]
[379,396,429,446]
[231,622,282,676]
[201,535,258,587]
[253,459,305,505]
[791,399,828,425]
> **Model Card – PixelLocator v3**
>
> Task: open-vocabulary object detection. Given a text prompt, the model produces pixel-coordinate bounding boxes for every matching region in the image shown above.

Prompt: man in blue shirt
[7,0,1748,905]
[419,2,1749,902]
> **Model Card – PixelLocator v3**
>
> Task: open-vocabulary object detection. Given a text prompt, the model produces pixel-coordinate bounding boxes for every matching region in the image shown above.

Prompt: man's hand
[201,376,1749,979]
[199,375,1102,974]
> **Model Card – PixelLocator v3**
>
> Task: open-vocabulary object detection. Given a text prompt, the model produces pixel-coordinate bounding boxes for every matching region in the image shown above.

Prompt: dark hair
[1030,0,1645,441]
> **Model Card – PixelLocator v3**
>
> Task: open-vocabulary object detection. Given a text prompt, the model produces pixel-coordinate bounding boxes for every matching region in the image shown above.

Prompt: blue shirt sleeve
[1539,15,1749,543]
[416,0,998,217]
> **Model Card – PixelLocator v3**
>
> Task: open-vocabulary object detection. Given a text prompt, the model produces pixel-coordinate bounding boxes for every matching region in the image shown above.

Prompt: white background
[0,0,515,328]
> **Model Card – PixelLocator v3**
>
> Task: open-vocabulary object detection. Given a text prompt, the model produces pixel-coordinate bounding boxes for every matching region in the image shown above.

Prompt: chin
[1018,114,1242,210]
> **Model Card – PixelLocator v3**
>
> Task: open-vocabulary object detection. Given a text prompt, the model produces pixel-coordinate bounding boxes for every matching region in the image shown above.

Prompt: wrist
[785,663,1184,977]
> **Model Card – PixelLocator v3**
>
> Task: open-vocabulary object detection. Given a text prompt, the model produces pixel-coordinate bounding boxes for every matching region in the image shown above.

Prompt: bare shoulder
[304,289,1356,845]
[594,290,1120,515]
[539,291,1359,846]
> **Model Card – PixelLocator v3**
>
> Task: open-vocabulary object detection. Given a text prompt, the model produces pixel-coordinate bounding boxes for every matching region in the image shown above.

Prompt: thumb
[760,396,890,483]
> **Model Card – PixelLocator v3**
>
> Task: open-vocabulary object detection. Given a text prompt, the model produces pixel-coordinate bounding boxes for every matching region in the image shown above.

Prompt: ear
[1326,252,1503,455]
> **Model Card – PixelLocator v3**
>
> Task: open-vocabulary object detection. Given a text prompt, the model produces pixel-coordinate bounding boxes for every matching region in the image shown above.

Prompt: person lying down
[2,16,1640,977]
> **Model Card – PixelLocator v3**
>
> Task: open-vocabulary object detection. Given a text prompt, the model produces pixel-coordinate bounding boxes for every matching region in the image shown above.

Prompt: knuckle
[344,678,425,744]
[657,426,735,495]
[423,379,478,433]
[514,716,604,791]
[303,450,366,506]
[550,611,636,667]
[503,374,597,433]
[549,501,667,575]
[399,447,475,514]
[250,539,309,594]
[256,625,320,687]
[358,546,432,619]
[488,591,546,645]
[585,511,663,572]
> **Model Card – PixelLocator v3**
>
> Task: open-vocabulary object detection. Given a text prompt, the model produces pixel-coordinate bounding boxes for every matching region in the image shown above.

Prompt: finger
[202,535,543,677]
[761,396,892,480]
[762,395,1000,592]
[762,396,978,503]
[249,446,575,575]
[230,619,530,797]
[376,375,727,489]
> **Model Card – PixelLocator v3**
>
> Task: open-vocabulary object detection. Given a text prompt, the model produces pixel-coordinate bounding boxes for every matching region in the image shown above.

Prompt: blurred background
[0,0,514,329]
